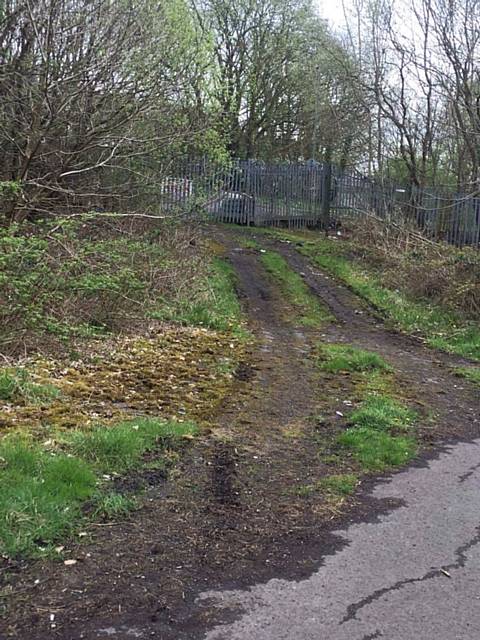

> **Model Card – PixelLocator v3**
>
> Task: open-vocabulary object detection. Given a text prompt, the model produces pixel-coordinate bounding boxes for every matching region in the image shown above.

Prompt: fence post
[321,163,332,234]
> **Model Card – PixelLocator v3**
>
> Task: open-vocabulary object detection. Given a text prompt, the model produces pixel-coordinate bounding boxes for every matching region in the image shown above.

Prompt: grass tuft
[0,368,60,404]
[338,427,416,471]
[66,418,197,474]
[93,492,137,520]
[349,396,416,432]
[319,473,358,495]
[318,344,390,373]
[295,473,358,498]
[454,366,480,386]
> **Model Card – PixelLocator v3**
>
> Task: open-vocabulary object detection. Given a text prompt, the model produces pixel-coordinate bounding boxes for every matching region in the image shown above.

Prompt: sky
[316,0,347,28]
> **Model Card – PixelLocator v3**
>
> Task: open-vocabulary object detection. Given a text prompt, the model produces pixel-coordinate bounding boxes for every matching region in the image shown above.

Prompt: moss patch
[0,327,247,437]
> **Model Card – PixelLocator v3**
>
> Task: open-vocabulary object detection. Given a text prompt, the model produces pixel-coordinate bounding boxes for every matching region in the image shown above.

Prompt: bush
[0,216,203,356]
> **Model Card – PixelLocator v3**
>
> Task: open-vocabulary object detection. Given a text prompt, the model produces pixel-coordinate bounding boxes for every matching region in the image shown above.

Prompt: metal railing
[158,159,480,247]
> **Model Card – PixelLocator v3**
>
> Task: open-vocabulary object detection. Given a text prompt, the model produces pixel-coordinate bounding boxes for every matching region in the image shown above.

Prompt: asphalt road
[198,439,480,640]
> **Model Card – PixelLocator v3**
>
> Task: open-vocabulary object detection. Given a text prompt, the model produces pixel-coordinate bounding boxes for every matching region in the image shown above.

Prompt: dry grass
[345,216,480,318]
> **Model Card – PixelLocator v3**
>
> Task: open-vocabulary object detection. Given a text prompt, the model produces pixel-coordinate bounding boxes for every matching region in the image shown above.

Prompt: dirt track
[2,226,480,639]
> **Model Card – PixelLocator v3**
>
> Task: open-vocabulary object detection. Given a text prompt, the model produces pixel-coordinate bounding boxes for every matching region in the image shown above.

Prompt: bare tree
[0,0,201,222]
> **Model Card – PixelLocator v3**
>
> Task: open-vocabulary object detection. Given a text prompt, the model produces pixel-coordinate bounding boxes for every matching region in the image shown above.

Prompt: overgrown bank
[0,217,250,560]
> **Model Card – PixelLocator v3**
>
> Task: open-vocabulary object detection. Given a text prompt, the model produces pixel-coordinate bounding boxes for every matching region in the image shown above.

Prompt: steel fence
[158,159,480,248]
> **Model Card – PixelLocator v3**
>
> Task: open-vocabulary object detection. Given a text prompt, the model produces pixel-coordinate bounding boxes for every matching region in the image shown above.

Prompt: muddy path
[2,226,480,640]
[264,233,480,443]
[1,229,354,639]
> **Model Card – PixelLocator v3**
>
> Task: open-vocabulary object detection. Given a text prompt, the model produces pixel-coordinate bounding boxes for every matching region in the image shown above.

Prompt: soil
[1,225,480,640]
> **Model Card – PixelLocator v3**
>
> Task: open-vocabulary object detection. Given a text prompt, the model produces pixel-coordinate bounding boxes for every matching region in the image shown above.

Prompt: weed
[338,427,416,471]
[0,368,60,404]
[318,344,390,374]
[349,396,416,432]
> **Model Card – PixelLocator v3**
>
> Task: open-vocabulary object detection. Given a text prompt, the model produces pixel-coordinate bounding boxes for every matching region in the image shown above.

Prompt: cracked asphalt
[198,438,480,639]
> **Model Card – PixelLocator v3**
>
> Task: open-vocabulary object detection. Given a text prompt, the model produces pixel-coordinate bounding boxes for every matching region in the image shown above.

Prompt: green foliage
[349,396,416,432]
[0,181,22,197]
[260,250,332,327]
[338,427,416,471]
[66,418,197,474]
[0,438,96,557]
[92,492,137,519]
[0,368,60,404]
[318,343,390,373]
[151,258,247,335]
[296,237,480,361]
[0,218,229,355]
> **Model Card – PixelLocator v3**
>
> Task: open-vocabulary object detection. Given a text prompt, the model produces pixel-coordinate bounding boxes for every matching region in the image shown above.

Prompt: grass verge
[259,250,332,327]
[317,342,418,472]
[301,237,480,361]
[0,418,196,558]
[237,226,480,361]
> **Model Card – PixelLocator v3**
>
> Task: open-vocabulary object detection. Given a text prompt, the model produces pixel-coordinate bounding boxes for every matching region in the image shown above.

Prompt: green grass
[0,368,60,404]
[238,228,480,361]
[151,257,247,335]
[318,343,390,373]
[66,418,197,474]
[0,418,197,558]
[349,396,416,432]
[454,366,480,385]
[93,492,137,519]
[0,438,96,557]
[319,473,358,495]
[338,427,416,471]
[296,237,480,361]
[239,237,261,250]
[259,250,331,327]
[314,338,418,472]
